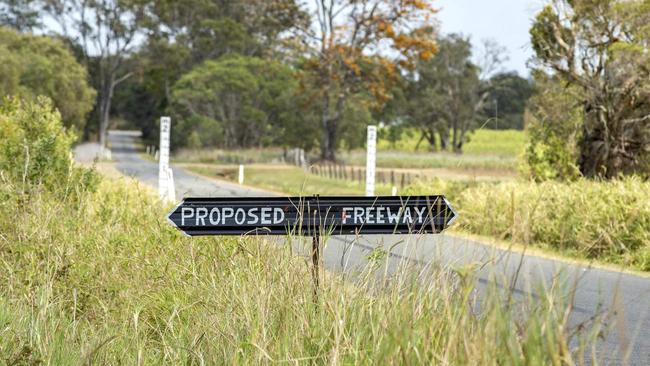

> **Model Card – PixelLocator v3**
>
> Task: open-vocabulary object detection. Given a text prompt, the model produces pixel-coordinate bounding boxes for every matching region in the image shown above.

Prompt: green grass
[461,129,527,156]
[173,129,525,172]
[1,93,607,362]
[0,172,605,364]
[339,150,518,171]
[184,164,395,196]
[405,177,650,271]
[378,128,526,156]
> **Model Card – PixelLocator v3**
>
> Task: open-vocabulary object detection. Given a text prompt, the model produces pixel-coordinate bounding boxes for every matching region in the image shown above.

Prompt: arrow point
[166,200,184,231]
[443,196,458,227]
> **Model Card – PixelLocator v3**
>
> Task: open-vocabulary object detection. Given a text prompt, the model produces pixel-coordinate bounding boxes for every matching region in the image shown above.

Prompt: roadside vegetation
[172,129,524,173]
[405,178,650,271]
[184,161,650,271]
[0,97,605,364]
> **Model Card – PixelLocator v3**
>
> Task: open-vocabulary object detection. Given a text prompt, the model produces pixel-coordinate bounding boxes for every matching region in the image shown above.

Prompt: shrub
[0,96,97,196]
[0,27,96,134]
[522,73,581,181]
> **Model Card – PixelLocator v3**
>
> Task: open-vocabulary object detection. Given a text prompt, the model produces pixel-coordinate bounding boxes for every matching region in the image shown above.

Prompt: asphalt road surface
[78,130,649,365]
[107,130,270,197]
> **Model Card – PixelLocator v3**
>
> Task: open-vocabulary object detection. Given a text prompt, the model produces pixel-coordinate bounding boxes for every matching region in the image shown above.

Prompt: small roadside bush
[406,178,650,270]
[0,96,97,196]
[521,73,582,181]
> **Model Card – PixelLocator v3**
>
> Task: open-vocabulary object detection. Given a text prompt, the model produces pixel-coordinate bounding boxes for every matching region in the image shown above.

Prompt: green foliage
[0,174,602,363]
[171,55,303,149]
[0,96,97,195]
[529,1,650,178]
[111,0,307,143]
[523,73,581,181]
[0,0,39,31]
[0,27,96,134]
[337,94,375,150]
[401,34,483,152]
[406,178,650,271]
[481,72,535,130]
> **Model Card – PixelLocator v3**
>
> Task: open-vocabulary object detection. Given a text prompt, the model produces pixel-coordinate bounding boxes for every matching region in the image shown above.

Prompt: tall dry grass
[0,172,607,364]
[406,177,650,271]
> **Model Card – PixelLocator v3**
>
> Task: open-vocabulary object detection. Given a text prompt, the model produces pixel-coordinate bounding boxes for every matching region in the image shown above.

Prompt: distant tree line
[1,0,647,179]
[0,0,530,158]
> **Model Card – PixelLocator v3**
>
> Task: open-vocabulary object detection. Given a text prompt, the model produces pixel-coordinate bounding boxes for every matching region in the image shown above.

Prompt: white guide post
[365,125,377,196]
[158,116,172,201]
[238,164,245,185]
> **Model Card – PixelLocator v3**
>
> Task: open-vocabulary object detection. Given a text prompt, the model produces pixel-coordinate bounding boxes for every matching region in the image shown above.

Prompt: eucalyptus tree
[293,0,438,161]
[37,0,146,147]
[530,0,650,178]
[404,34,485,153]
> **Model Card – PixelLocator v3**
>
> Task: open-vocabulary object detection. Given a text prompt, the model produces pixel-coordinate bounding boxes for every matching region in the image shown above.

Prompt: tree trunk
[424,129,437,152]
[439,129,449,151]
[577,104,641,179]
[414,132,426,151]
[320,92,333,161]
[451,119,459,153]
[455,124,467,154]
[99,75,116,148]
[322,122,337,161]
[578,108,609,178]
[320,93,344,162]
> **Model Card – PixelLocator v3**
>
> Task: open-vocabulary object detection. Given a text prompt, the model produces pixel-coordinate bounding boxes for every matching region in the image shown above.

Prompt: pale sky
[436,0,546,77]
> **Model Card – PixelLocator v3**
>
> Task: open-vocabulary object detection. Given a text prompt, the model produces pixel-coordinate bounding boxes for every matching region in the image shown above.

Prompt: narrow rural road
[108,130,270,197]
[78,130,650,365]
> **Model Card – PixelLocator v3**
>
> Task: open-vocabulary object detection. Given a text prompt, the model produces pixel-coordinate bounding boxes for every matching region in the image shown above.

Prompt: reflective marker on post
[365,125,377,196]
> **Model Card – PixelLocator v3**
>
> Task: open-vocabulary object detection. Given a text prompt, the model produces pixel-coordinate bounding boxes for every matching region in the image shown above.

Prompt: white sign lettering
[180,207,287,226]
[178,205,426,227]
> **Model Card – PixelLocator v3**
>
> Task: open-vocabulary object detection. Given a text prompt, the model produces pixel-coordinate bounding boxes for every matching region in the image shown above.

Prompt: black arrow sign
[167,196,457,236]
